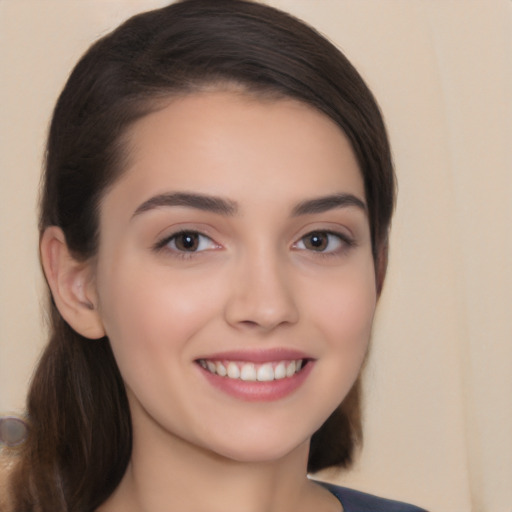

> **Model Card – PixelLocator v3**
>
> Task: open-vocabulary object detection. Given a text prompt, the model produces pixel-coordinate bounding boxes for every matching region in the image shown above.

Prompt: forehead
[104,91,365,216]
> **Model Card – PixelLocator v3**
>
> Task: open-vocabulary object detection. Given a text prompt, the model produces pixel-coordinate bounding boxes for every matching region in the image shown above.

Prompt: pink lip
[196,357,315,403]
[195,347,311,364]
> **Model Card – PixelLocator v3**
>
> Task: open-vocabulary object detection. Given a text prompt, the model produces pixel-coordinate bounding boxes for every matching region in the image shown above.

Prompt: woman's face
[92,91,376,463]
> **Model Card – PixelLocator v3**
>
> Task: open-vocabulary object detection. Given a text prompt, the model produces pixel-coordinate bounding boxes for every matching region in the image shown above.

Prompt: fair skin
[41,91,377,512]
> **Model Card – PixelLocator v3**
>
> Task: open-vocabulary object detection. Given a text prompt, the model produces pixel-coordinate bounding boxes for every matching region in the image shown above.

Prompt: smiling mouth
[196,359,307,382]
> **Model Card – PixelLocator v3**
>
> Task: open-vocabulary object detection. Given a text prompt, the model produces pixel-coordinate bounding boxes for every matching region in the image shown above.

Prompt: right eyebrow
[291,193,367,216]
[131,191,239,219]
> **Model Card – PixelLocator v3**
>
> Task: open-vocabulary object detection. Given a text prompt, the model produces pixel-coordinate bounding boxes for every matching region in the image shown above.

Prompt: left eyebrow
[291,193,366,216]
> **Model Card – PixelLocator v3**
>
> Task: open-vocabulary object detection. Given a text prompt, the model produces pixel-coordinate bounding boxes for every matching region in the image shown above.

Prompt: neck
[97,418,335,512]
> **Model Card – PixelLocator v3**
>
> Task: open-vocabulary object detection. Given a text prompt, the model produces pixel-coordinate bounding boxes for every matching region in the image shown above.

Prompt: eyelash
[154,229,355,259]
[293,230,356,257]
[153,230,219,259]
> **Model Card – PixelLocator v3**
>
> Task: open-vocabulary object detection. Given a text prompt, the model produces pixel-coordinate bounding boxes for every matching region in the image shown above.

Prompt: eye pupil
[176,232,199,251]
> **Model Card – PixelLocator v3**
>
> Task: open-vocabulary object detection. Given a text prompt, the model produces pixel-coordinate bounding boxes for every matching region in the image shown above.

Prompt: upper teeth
[199,359,304,381]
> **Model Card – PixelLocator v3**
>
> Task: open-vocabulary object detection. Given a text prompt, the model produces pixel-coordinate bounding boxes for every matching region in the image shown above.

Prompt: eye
[158,230,219,253]
[294,230,352,253]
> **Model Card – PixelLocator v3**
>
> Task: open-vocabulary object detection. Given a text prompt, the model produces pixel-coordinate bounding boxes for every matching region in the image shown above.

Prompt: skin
[41,91,377,512]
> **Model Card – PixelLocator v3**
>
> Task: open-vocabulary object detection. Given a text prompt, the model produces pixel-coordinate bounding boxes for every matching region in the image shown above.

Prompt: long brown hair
[10,1,395,510]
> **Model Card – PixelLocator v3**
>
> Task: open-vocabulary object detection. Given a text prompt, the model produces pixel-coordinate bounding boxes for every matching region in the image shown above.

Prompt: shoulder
[318,481,428,512]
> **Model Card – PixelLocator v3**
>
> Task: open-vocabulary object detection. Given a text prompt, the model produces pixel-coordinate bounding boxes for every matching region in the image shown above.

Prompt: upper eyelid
[154,229,218,251]
[297,226,359,252]
[153,222,218,242]
[294,229,354,245]
[293,223,355,241]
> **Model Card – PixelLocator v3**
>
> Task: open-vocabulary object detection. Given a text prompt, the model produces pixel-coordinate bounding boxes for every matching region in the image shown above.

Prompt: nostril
[239,320,261,328]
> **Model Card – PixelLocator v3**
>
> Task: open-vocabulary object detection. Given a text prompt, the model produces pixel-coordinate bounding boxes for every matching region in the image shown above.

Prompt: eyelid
[153,229,220,253]
[292,229,356,254]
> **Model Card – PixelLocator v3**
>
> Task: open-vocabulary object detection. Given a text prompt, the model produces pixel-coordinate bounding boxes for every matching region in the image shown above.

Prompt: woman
[4,0,426,510]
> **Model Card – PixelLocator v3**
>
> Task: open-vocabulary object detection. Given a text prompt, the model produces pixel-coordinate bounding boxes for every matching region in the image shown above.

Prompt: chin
[199,428,312,465]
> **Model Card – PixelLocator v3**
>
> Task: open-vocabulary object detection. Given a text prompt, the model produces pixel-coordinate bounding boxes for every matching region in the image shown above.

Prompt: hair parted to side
[10,0,395,510]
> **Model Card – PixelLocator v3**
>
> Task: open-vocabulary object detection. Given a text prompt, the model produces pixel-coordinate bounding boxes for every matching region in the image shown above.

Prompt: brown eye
[294,230,352,254]
[302,232,329,251]
[174,232,200,251]
[158,230,219,254]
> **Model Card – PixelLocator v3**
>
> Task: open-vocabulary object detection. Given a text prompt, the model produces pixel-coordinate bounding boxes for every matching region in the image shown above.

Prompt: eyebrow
[132,191,366,219]
[132,192,238,218]
[291,193,366,216]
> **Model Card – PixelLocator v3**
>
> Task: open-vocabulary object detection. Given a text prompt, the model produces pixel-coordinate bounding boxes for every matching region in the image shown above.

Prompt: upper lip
[195,348,313,363]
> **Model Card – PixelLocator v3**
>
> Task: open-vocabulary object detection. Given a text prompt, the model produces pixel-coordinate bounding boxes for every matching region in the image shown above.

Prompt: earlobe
[40,226,106,340]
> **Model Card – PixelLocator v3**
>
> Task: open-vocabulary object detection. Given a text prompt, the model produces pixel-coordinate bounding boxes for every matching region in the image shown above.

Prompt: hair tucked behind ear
[9,1,394,509]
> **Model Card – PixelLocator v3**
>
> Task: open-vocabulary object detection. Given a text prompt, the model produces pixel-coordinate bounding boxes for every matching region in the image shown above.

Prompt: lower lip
[198,361,314,402]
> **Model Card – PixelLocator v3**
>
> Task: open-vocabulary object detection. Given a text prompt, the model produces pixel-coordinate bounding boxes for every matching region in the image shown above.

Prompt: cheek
[96,263,223,367]
[309,261,377,357]
[295,264,377,432]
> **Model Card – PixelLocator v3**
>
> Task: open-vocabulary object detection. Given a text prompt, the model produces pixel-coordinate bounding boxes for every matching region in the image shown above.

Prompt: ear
[40,226,106,340]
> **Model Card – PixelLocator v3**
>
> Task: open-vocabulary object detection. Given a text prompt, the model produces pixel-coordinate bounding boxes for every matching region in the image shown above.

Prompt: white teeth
[199,359,306,381]
[227,362,240,379]
[256,363,274,382]
[216,362,227,377]
[240,363,257,381]
[274,362,286,380]
[286,360,296,377]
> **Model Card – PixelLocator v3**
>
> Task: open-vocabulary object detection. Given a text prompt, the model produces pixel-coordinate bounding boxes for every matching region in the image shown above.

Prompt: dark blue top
[319,482,428,512]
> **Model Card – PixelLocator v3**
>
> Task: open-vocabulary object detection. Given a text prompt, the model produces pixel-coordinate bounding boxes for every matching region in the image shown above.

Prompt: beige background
[1,1,511,511]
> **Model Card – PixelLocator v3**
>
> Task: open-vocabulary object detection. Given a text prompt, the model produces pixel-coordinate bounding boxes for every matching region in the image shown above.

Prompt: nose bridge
[224,240,299,331]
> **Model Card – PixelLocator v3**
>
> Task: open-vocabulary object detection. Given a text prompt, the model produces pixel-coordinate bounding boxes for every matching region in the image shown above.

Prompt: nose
[223,250,299,332]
